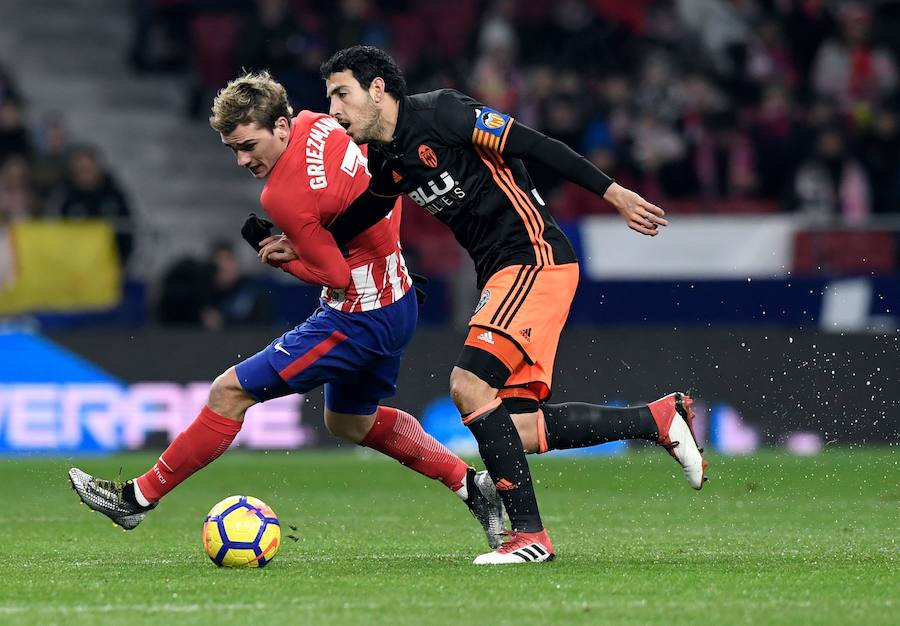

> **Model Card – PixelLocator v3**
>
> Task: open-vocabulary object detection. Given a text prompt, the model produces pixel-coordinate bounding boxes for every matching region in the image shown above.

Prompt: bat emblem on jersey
[418,144,438,168]
[481,112,506,129]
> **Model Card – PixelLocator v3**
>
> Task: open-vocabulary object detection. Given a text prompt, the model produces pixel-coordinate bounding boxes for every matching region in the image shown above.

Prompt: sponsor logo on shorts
[274,342,290,356]
[418,144,438,168]
[495,478,519,491]
[476,331,495,345]
[474,289,490,314]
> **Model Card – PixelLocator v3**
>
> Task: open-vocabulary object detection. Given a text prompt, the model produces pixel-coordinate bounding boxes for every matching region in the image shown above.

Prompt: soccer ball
[202,495,281,568]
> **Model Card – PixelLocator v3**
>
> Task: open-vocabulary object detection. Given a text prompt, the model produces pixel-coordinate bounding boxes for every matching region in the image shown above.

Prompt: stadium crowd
[129,0,900,222]
[2,0,899,326]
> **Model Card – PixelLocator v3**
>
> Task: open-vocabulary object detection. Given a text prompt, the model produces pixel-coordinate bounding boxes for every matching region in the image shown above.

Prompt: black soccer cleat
[464,468,506,549]
[68,468,155,530]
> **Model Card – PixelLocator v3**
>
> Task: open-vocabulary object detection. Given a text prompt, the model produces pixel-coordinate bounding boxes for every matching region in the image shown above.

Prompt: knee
[323,409,374,444]
[450,367,497,414]
[510,411,540,454]
[208,367,255,418]
[323,411,344,438]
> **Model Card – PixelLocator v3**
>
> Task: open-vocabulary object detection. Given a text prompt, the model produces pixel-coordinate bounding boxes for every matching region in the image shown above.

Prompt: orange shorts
[464,263,579,402]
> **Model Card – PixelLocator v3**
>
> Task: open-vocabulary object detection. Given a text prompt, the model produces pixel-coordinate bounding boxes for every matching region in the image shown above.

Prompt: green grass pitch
[0,448,896,625]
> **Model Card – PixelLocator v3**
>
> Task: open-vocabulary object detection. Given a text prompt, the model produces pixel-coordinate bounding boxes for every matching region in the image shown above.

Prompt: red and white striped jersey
[260,111,411,312]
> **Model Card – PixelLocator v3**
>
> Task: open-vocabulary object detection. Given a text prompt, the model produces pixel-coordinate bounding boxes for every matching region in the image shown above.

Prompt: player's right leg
[323,405,505,549]
[69,365,267,529]
[320,291,505,548]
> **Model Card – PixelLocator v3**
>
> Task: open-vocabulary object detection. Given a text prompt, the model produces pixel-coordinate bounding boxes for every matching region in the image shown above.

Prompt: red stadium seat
[190,13,240,88]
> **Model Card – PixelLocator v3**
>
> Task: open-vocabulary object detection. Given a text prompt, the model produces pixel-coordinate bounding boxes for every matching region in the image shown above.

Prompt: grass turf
[0,448,896,625]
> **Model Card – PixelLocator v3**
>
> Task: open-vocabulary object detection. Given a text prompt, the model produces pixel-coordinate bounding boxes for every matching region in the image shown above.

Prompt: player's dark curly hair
[320,46,407,99]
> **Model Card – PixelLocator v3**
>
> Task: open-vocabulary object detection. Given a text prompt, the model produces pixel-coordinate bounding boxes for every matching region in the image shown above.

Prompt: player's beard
[352,101,387,145]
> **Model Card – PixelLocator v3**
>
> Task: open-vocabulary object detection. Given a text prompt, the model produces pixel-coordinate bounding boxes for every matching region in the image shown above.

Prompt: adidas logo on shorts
[476,331,495,345]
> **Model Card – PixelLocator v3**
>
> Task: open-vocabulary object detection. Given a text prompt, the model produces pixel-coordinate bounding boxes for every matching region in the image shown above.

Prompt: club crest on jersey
[418,144,438,168]
[474,289,490,314]
[475,107,510,137]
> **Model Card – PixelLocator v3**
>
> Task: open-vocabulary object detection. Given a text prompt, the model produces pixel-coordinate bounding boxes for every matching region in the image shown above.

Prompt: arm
[435,90,667,236]
[263,190,352,289]
[503,122,666,235]
[325,147,400,246]
[325,188,397,247]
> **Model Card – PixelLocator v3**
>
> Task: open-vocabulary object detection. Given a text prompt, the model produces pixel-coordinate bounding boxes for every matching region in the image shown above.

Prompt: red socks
[135,405,464,503]
[136,406,243,503]
[362,406,468,492]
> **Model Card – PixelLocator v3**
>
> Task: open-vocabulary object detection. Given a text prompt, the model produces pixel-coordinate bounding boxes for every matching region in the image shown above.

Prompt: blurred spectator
[50,145,135,267]
[0,98,33,163]
[521,0,628,76]
[811,3,898,112]
[0,63,22,104]
[784,0,836,90]
[694,111,757,200]
[236,0,302,80]
[675,0,752,76]
[0,156,40,224]
[791,126,870,224]
[157,240,274,330]
[469,0,522,113]
[326,0,388,52]
[750,84,801,197]
[859,106,900,214]
[746,18,798,89]
[129,0,192,73]
[628,112,693,198]
[30,111,71,200]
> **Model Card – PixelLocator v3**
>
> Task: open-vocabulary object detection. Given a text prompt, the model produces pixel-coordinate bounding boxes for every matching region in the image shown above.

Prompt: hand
[410,272,428,306]
[603,182,668,236]
[258,234,298,266]
[241,213,275,252]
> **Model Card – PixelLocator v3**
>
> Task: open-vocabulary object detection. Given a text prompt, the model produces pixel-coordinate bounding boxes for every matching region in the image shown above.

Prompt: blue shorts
[234,290,417,415]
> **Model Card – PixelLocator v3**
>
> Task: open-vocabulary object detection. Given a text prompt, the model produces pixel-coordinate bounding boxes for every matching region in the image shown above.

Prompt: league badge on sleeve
[472,107,512,151]
[475,107,511,135]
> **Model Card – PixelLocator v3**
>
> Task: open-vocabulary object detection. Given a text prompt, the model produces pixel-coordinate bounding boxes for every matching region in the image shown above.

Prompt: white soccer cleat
[473,529,555,565]
[648,392,709,490]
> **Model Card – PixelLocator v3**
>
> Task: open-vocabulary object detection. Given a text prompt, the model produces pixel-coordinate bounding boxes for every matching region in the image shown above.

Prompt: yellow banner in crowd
[0,220,121,314]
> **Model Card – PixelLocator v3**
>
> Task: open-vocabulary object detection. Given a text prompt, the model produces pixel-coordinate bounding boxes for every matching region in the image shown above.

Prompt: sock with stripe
[362,406,468,492]
[132,405,243,504]
[541,402,658,451]
[465,399,544,533]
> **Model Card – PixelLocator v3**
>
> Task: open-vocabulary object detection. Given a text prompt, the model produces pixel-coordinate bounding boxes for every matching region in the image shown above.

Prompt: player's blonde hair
[209,70,294,134]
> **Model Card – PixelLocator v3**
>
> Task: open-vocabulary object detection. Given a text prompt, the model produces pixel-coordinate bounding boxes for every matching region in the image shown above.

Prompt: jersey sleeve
[261,176,351,289]
[433,90,614,197]
[433,89,515,152]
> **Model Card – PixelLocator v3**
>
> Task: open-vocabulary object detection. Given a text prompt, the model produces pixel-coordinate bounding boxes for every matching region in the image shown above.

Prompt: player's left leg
[508,392,708,490]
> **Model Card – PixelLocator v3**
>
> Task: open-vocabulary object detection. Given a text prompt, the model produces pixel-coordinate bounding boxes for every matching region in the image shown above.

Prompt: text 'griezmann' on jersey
[261,111,411,312]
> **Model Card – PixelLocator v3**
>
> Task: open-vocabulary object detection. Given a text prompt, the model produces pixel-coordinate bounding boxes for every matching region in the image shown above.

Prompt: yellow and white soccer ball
[202,495,281,568]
